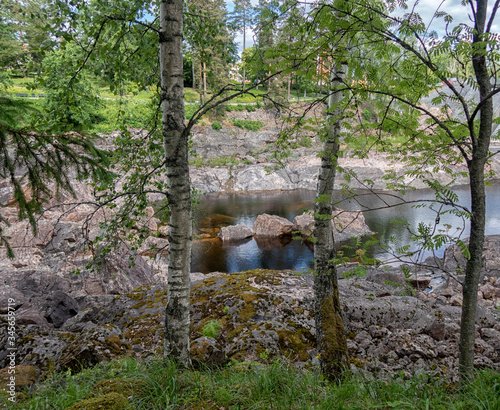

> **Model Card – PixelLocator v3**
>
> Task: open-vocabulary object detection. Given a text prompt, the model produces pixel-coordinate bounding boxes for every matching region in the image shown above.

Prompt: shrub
[299,135,312,148]
[212,121,222,131]
[92,99,156,133]
[202,320,222,338]
[232,119,263,131]
[40,45,102,131]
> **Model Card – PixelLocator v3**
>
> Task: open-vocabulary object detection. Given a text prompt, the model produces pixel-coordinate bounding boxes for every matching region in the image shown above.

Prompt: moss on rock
[0,365,38,390]
[66,392,129,410]
[91,378,147,398]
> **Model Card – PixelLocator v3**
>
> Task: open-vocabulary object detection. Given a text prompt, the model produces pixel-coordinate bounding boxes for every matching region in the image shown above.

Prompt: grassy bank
[3,357,499,409]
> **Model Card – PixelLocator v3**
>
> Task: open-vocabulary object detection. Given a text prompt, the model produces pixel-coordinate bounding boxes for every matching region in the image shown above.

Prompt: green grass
[3,357,499,409]
[190,154,240,168]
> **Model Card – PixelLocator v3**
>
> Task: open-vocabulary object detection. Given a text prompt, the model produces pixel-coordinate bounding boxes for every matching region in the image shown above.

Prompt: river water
[191,182,500,273]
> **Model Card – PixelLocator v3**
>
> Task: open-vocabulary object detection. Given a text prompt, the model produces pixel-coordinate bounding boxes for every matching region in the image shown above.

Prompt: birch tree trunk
[199,60,204,106]
[159,0,192,366]
[203,61,207,100]
[242,18,246,90]
[313,59,349,380]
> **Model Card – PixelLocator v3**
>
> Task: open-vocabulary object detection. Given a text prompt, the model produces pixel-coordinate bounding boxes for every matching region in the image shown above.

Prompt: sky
[394,0,499,34]
[225,0,500,57]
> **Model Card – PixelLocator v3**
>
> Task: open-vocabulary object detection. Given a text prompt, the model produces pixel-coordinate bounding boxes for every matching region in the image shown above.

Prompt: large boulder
[252,214,294,237]
[292,209,374,242]
[218,225,253,242]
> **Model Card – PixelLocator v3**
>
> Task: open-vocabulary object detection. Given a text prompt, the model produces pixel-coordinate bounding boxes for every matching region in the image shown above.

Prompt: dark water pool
[191,183,500,273]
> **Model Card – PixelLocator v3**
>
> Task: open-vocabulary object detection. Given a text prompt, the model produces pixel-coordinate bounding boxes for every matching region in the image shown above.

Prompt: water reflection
[191,183,500,273]
[191,237,315,273]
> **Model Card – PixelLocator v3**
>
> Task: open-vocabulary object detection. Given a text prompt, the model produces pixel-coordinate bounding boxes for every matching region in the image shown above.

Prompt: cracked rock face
[188,111,500,194]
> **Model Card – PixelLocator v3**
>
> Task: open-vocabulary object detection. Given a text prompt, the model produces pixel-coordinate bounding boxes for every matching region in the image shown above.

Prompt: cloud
[393,0,499,35]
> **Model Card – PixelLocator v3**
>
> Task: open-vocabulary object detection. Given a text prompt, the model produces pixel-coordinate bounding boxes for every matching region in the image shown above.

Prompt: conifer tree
[229,0,256,90]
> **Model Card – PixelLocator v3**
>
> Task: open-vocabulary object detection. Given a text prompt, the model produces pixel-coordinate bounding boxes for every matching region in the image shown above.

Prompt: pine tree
[229,0,256,90]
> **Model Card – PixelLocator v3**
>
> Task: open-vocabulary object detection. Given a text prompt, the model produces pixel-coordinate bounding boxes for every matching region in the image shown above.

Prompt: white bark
[159,0,192,365]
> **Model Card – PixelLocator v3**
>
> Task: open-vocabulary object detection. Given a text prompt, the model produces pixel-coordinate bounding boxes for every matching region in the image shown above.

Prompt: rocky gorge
[1,106,500,398]
[188,108,500,193]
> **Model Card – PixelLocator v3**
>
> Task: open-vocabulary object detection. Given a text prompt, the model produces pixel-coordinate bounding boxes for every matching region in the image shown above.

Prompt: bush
[92,99,156,133]
[214,103,226,118]
[202,320,222,338]
[212,121,222,131]
[299,135,312,148]
[40,45,102,131]
[232,119,263,131]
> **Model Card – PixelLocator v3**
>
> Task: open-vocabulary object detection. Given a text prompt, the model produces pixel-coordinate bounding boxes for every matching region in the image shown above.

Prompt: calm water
[191,183,500,273]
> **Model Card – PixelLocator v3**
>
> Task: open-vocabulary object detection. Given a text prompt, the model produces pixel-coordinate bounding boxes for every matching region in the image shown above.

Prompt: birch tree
[159,0,192,364]
[274,0,355,379]
[41,0,281,366]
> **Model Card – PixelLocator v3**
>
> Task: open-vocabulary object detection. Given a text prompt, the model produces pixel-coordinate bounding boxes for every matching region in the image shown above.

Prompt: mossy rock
[59,326,131,372]
[66,392,129,410]
[191,269,316,364]
[0,365,38,390]
[190,337,227,367]
[91,378,147,399]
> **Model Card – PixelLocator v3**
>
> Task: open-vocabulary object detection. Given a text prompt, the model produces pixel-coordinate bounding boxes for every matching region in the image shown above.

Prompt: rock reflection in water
[191,183,500,274]
[254,236,292,250]
[191,237,313,274]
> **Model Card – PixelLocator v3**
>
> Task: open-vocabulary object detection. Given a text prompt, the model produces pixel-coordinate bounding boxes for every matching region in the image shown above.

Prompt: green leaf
[456,239,471,260]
